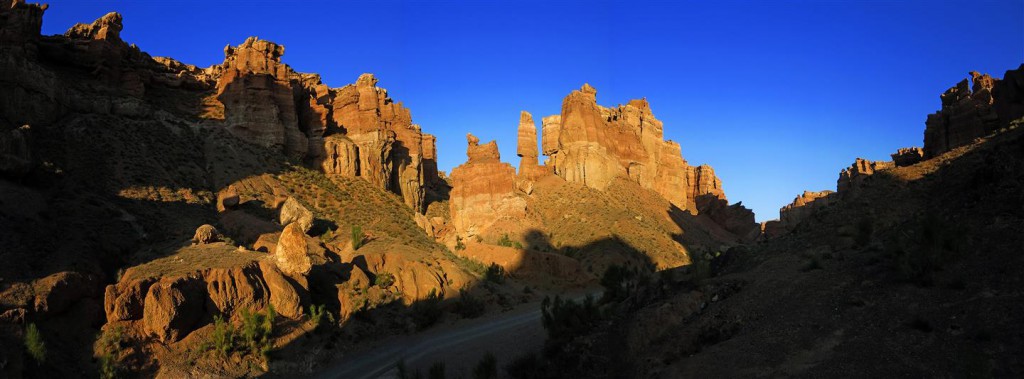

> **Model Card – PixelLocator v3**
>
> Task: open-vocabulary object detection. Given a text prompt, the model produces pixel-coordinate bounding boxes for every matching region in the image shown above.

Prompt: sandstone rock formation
[448,134,526,238]
[64,11,122,41]
[924,66,1024,158]
[274,223,315,276]
[891,147,924,167]
[279,197,314,233]
[215,37,309,157]
[780,190,836,228]
[539,84,756,238]
[0,0,45,45]
[837,158,893,193]
[192,224,220,244]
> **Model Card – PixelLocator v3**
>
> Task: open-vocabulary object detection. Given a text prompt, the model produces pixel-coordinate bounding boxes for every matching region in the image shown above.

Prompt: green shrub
[455,236,466,251]
[497,234,514,247]
[540,295,601,344]
[428,361,446,379]
[375,272,396,288]
[210,315,235,356]
[600,264,634,301]
[96,325,125,379]
[240,306,275,358]
[474,352,498,379]
[485,263,505,284]
[24,323,46,364]
[352,225,364,250]
[309,304,335,331]
[410,289,444,330]
[454,290,486,319]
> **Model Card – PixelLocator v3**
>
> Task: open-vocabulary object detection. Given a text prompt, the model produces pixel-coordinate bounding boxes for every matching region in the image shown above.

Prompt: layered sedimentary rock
[891,147,924,167]
[540,84,755,237]
[449,134,526,238]
[517,111,549,182]
[64,11,122,41]
[215,37,309,157]
[327,73,434,212]
[780,190,836,228]
[924,67,1024,158]
[837,158,894,193]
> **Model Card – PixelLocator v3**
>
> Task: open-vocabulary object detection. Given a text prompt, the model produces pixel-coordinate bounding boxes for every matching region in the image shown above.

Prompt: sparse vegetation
[308,304,335,331]
[375,272,396,288]
[474,352,498,379]
[485,263,506,284]
[454,289,486,319]
[209,315,235,356]
[96,325,125,379]
[497,234,524,249]
[892,215,963,286]
[455,236,466,251]
[352,224,364,249]
[239,306,276,359]
[600,264,636,301]
[24,323,46,364]
[540,295,601,346]
[410,289,444,330]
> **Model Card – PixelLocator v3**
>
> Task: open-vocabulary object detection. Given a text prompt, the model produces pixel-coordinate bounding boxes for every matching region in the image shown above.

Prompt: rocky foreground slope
[0,1,756,377]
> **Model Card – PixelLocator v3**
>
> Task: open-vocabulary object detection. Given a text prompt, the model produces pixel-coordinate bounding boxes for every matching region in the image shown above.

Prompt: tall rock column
[449,134,526,238]
[215,37,308,158]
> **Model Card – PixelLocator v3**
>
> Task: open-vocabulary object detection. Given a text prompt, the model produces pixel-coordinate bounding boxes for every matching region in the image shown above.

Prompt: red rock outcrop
[891,147,924,167]
[540,84,755,237]
[516,111,550,188]
[214,37,309,157]
[326,73,435,212]
[64,11,122,42]
[449,134,526,238]
[837,158,894,193]
[924,67,1024,158]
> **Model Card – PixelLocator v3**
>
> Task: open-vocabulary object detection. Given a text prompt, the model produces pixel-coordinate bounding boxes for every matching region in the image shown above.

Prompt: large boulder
[274,223,316,276]
[279,197,314,233]
[192,224,220,244]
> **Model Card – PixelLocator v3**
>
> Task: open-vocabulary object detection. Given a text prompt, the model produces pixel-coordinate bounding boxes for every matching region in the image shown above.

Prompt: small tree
[351,225,364,250]
[473,352,498,379]
[410,289,444,330]
[309,304,335,331]
[210,315,235,355]
[24,323,46,364]
[485,263,505,284]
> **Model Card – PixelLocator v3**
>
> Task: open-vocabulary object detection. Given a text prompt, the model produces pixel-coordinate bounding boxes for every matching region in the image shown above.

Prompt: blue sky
[42,0,1024,221]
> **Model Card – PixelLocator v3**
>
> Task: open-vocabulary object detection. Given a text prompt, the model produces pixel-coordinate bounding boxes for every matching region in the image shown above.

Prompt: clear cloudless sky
[41,0,1024,221]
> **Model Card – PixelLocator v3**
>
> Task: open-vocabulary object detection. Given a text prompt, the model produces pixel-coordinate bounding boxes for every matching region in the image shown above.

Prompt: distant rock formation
[202,36,439,212]
[924,65,1024,158]
[539,84,756,238]
[448,134,526,238]
[837,158,893,193]
[891,147,924,167]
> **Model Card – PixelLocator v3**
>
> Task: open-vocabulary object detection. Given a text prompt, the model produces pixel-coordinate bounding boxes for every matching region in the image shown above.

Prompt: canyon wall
[924,66,1024,158]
